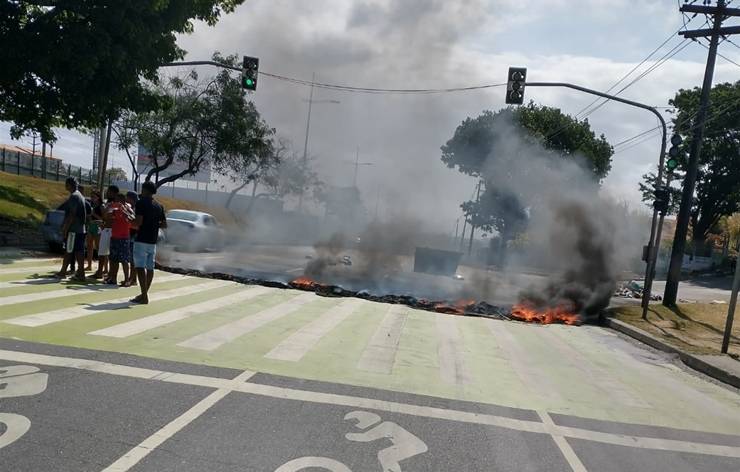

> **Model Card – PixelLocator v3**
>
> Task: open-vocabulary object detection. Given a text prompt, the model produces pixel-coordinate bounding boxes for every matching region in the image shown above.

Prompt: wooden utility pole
[664,0,740,306]
[468,180,482,256]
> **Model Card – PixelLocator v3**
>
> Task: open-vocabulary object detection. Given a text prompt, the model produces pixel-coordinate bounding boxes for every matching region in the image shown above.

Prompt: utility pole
[722,257,740,353]
[468,180,482,256]
[297,73,340,211]
[664,0,740,306]
[352,146,373,188]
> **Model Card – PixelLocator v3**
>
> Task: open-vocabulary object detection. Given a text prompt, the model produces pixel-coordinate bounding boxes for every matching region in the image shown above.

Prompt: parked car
[164,210,225,252]
[41,210,65,253]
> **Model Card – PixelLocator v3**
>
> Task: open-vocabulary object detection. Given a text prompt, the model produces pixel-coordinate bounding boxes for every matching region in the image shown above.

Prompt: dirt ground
[610,303,740,357]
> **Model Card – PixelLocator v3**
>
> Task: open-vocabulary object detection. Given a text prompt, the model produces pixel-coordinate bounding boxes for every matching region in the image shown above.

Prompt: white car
[164,209,225,252]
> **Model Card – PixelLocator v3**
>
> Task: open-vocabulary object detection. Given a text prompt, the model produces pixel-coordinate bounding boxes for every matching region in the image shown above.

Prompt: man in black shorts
[56,177,87,281]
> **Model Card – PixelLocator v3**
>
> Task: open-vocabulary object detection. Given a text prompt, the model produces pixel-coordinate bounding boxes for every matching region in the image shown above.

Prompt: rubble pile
[614,280,662,301]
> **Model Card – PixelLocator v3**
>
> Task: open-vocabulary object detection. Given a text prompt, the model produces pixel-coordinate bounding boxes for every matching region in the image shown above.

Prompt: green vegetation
[610,303,739,356]
[0,171,236,227]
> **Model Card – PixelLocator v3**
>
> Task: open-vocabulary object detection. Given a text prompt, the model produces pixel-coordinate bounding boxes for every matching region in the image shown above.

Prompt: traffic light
[666,134,683,172]
[506,67,527,105]
[242,56,259,91]
[653,185,671,213]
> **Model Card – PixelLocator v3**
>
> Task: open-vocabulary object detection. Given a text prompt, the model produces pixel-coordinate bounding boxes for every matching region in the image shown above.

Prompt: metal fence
[0,148,99,186]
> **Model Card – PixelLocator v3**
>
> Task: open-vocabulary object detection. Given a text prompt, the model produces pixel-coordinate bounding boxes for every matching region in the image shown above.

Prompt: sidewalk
[605,315,740,389]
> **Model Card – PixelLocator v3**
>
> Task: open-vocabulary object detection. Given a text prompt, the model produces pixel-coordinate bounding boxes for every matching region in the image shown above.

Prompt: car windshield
[166,210,200,222]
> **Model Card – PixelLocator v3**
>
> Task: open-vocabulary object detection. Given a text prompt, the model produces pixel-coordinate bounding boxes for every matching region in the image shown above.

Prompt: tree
[0,1,243,142]
[129,53,273,190]
[640,81,740,255]
[441,103,613,260]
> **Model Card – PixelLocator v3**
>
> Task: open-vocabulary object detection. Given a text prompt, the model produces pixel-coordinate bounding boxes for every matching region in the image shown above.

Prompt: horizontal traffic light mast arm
[161,61,242,71]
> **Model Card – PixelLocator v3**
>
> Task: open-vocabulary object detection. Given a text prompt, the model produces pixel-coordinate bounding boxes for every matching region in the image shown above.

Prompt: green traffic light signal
[245,78,254,87]
[667,158,679,171]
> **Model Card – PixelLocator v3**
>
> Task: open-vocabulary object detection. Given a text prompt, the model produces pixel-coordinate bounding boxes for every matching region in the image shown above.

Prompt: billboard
[136,145,212,183]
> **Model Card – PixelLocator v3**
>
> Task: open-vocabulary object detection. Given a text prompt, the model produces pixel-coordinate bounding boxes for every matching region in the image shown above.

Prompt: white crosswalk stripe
[3,279,229,327]
[90,285,275,339]
[177,292,318,351]
[0,274,184,307]
[436,315,472,386]
[0,265,58,276]
[356,305,408,374]
[265,298,364,362]
[0,278,60,290]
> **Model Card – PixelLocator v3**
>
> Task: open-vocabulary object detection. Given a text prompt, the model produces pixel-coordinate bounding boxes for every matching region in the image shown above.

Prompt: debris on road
[614,280,662,301]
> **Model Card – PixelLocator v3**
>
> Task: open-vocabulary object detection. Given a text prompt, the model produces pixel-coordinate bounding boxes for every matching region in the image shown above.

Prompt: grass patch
[0,171,237,227]
[609,303,739,356]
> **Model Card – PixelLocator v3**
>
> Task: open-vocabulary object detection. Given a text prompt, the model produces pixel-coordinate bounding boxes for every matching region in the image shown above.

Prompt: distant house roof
[0,143,62,161]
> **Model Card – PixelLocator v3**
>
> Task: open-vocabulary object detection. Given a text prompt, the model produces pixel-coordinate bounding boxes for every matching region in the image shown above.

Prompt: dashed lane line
[0,265,59,276]
[0,348,738,459]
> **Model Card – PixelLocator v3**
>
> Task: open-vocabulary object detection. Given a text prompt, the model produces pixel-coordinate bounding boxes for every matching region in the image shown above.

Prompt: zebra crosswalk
[2,260,740,435]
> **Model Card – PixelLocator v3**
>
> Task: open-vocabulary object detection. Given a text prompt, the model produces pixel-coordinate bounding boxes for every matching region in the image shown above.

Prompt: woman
[85,190,103,271]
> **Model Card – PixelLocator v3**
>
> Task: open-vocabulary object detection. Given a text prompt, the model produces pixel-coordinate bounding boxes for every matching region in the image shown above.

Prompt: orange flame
[291,276,320,290]
[510,301,581,326]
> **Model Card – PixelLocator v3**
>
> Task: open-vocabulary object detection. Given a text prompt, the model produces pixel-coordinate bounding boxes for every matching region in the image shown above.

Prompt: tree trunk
[245,180,259,215]
[225,181,250,210]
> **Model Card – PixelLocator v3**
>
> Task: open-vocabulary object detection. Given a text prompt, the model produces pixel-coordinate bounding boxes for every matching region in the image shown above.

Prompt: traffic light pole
[526,82,668,317]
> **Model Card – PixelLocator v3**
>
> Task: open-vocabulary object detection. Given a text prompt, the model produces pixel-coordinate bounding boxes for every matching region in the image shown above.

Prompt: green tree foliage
[640,81,740,251]
[0,0,244,142]
[125,53,275,190]
[441,103,613,250]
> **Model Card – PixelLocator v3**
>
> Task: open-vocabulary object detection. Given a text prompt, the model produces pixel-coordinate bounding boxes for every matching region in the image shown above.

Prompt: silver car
[164,209,225,252]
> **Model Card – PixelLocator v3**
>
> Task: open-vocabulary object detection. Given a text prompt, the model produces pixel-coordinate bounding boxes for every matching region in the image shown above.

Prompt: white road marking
[2,257,61,265]
[356,305,408,374]
[1,348,739,458]
[90,286,274,339]
[101,370,255,471]
[178,292,317,351]
[538,411,588,472]
[0,366,48,399]
[435,315,472,386]
[0,284,122,307]
[487,321,565,403]
[275,457,351,472]
[3,279,226,327]
[0,413,31,450]
[0,265,58,276]
[0,278,60,290]
[265,298,364,362]
[537,327,651,409]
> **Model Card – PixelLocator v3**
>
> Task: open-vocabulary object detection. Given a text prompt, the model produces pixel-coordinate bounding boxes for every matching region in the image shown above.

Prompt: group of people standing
[56,178,167,305]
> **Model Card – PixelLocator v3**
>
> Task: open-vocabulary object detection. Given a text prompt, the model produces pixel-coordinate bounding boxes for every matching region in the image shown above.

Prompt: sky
[2,0,739,227]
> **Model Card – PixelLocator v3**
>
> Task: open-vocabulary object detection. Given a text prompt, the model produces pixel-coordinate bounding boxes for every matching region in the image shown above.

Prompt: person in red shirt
[106,193,135,286]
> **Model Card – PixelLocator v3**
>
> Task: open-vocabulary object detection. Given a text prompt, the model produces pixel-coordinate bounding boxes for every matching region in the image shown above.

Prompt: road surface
[1,252,739,471]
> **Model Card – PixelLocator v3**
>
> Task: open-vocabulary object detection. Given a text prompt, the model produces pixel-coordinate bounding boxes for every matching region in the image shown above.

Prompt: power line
[574,26,688,121]
[613,95,740,155]
[695,37,740,67]
[259,71,507,95]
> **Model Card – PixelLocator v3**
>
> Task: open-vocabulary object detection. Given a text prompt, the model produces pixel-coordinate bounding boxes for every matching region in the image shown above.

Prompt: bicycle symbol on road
[275,410,428,472]
[0,365,49,450]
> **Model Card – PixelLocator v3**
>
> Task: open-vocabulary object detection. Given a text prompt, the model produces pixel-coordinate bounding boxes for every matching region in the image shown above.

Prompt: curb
[604,318,740,389]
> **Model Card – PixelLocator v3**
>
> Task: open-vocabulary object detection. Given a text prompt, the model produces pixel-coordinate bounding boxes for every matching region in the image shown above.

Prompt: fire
[291,276,320,290]
[510,301,581,326]
[434,299,476,315]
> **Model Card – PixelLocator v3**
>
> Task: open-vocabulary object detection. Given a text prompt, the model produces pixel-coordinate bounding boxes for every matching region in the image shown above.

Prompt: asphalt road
[2,250,740,471]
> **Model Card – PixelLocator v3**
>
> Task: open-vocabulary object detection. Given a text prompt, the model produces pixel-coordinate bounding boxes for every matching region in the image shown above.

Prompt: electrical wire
[258,71,507,95]
[694,37,740,67]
